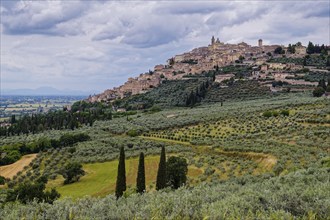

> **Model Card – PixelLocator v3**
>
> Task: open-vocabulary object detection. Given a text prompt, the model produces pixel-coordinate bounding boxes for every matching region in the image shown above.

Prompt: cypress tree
[156,146,167,190]
[136,152,146,194]
[303,57,307,66]
[326,57,330,67]
[318,79,327,90]
[115,147,126,198]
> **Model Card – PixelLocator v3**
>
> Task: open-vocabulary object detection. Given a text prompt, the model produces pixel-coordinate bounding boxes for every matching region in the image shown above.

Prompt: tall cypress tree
[115,147,126,198]
[318,79,327,90]
[136,152,146,194]
[156,146,167,190]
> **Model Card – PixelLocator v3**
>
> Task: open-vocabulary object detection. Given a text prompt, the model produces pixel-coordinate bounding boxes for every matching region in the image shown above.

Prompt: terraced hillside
[1,93,329,219]
[115,70,271,110]
[115,78,207,108]
[204,80,271,102]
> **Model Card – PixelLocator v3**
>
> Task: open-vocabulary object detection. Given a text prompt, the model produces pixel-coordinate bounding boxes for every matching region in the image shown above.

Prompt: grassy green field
[46,155,203,199]
[0,117,9,122]
[47,160,119,199]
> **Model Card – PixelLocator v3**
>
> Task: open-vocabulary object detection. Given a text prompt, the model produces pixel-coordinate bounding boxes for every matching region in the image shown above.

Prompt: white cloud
[0,1,329,92]
[2,1,89,35]
[55,46,105,61]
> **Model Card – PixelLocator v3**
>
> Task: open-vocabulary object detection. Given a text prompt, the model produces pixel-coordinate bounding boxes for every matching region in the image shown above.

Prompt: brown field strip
[0,154,37,179]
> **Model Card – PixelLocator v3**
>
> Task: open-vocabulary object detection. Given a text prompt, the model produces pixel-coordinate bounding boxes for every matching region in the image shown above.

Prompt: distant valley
[2,86,99,96]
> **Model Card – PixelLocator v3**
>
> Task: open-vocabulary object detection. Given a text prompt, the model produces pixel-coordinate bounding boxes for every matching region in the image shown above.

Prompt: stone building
[87,37,294,103]
[295,46,307,55]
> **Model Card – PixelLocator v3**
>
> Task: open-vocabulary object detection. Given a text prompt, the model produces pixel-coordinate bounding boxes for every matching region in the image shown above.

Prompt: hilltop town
[87,37,328,103]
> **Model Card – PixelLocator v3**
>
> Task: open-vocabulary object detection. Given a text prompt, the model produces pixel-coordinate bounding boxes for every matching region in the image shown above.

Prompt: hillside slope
[114,77,271,109]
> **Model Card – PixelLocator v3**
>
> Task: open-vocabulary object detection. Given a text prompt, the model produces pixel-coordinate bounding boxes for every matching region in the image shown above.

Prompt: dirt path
[0,154,37,179]
[214,148,277,168]
[141,136,277,171]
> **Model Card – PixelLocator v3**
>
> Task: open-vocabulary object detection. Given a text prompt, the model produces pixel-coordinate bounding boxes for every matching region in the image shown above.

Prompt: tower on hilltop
[211,36,215,45]
[258,39,263,47]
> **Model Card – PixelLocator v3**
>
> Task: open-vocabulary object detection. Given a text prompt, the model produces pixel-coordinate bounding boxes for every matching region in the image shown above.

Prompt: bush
[0,176,6,185]
[6,181,60,204]
[280,110,290,116]
[204,167,215,176]
[263,110,287,117]
[0,150,21,165]
[326,85,330,92]
[127,129,140,137]
[149,105,162,113]
[44,188,61,204]
[60,133,90,147]
[272,111,279,117]
[263,111,273,118]
[313,86,325,97]
[166,156,188,189]
[62,162,85,184]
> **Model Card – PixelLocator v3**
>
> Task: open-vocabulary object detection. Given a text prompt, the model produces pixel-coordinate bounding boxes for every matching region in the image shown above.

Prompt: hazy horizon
[1,86,99,96]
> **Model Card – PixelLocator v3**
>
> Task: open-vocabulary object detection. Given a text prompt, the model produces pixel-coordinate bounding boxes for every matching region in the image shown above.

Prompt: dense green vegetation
[166,156,188,189]
[268,54,329,67]
[2,56,327,140]
[304,71,330,82]
[0,133,90,166]
[313,79,330,97]
[5,176,60,204]
[114,78,209,108]
[0,91,329,219]
[114,147,189,196]
[0,101,112,137]
[61,162,85,184]
[204,80,270,102]
[112,65,271,109]
[0,176,5,185]
[306,42,328,55]
[1,167,329,219]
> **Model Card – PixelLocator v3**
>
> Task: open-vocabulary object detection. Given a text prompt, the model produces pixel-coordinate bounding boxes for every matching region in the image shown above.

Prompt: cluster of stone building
[88,37,308,103]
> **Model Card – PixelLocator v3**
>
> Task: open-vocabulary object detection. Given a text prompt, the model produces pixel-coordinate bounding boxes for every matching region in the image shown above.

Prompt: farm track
[0,154,37,179]
[141,136,277,171]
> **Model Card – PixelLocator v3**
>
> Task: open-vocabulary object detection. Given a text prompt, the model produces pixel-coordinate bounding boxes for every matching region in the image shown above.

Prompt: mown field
[0,154,37,179]
[45,155,203,199]
[0,92,329,219]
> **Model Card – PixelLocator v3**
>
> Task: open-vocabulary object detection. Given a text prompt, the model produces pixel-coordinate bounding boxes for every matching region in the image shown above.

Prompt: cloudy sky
[1,0,329,94]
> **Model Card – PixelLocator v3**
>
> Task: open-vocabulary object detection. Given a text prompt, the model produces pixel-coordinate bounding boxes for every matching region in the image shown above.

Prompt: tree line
[0,133,90,166]
[0,101,112,137]
[307,42,328,55]
[313,78,330,97]
[274,42,329,55]
[115,146,188,198]
[185,79,211,107]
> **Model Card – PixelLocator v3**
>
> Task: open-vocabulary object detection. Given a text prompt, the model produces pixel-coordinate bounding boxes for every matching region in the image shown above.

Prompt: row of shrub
[0,133,90,166]
[1,167,328,219]
[263,110,290,118]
